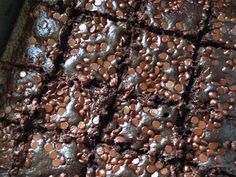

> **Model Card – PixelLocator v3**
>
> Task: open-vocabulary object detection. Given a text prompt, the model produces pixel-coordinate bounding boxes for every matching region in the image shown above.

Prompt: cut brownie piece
[1,3,69,73]
[191,47,236,119]
[87,144,181,176]
[102,97,182,159]
[138,0,210,35]
[203,1,236,49]
[76,0,138,19]
[16,131,90,177]
[0,65,42,125]
[40,77,115,140]
[23,4,69,73]
[0,123,22,176]
[185,109,236,176]
[64,14,127,87]
[120,28,195,103]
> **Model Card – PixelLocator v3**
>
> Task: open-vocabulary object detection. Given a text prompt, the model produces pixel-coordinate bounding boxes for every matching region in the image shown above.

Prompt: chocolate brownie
[0,123,22,176]
[0,65,42,125]
[87,144,181,176]
[137,0,210,35]
[0,2,69,74]
[63,14,127,87]
[102,97,182,159]
[76,0,138,19]
[203,1,236,49]
[24,4,69,73]
[1,0,236,176]
[16,131,90,177]
[39,77,115,138]
[190,47,236,119]
[185,109,236,176]
[120,28,195,103]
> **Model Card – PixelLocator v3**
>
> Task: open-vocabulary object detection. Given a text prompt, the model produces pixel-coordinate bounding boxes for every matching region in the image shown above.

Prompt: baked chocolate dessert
[0,0,236,176]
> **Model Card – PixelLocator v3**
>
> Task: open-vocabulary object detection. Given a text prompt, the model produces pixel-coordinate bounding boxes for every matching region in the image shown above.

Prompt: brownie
[102,97,182,159]
[0,65,42,125]
[0,3,69,73]
[76,0,138,19]
[23,4,69,73]
[0,123,21,176]
[203,1,236,49]
[87,144,181,176]
[120,28,195,103]
[185,108,236,176]
[63,14,127,87]
[137,0,210,35]
[1,0,236,176]
[190,47,236,119]
[39,77,115,139]
[16,131,90,177]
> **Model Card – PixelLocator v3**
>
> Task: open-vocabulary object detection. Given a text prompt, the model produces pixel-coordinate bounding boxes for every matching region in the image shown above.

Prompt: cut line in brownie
[202,1,236,49]
[190,47,236,119]
[120,27,195,103]
[38,77,116,142]
[137,0,210,35]
[86,143,181,177]
[102,96,182,159]
[63,14,127,87]
[185,108,236,176]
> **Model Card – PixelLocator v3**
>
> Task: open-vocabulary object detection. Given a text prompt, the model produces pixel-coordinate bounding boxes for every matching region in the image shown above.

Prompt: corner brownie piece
[23,4,69,73]
[87,144,181,176]
[203,1,236,49]
[16,131,91,177]
[185,109,236,176]
[64,14,127,87]
[102,97,182,159]
[1,3,69,73]
[190,47,236,119]
[120,28,195,103]
[137,0,210,35]
[76,0,138,19]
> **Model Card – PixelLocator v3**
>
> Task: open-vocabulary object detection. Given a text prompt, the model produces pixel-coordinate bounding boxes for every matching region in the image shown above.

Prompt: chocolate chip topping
[1,0,236,176]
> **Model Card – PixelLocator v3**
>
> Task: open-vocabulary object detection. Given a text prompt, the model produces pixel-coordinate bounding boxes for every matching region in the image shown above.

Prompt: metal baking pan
[0,0,32,62]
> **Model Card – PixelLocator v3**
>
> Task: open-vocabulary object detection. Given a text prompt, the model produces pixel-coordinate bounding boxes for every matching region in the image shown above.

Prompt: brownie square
[102,97,182,159]
[76,0,138,19]
[190,47,236,119]
[185,109,236,176]
[24,4,69,73]
[63,14,127,87]
[1,3,69,74]
[120,28,195,103]
[39,77,116,139]
[87,143,181,176]
[203,1,236,49]
[137,0,210,35]
[0,123,21,176]
[16,131,90,177]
